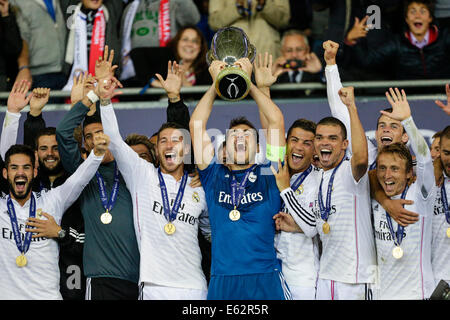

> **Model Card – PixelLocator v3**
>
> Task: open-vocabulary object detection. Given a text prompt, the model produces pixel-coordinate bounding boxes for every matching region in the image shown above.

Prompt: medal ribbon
[281,165,313,211]
[158,169,188,223]
[158,0,171,47]
[230,164,257,210]
[7,194,36,255]
[441,181,450,224]
[385,185,409,247]
[318,157,346,221]
[95,163,120,213]
[369,160,377,171]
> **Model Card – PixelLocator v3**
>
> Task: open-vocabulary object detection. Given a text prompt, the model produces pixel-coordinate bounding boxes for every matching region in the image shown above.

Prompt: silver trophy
[207,27,256,101]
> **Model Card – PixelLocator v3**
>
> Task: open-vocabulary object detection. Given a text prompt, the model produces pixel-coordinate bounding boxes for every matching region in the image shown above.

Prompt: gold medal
[392,246,403,259]
[164,222,176,235]
[229,209,241,221]
[322,222,330,234]
[16,254,27,267]
[446,227,450,238]
[100,211,112,224]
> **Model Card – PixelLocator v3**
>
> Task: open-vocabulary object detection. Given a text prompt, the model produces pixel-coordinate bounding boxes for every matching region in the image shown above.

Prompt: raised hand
[299,52,323,74]
[254,52,280,89]
[382,87,411,121]
[208,60,227,83]
[155,61,183,101]
[234,57,253,78]
[270,155,291,192]
[95,76,123,102]
[7,80,32,113]
[338,86,356,108]
[273,212,302,233]
[93,132,110,156]
[95,45,118,81]
[323,40,339,66]
[435,83,450,116]
[29,87,51,116]
[345,16,370,44]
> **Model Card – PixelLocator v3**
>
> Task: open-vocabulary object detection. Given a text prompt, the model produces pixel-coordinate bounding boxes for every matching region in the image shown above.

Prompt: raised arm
[435,84,450,116]
[323,40,352,154]
[338,87,368,181]
[24,88,50,150]
[50,133,107,218]
[189,61,224,170]
[382,88,435,198]
[2,80,32,158]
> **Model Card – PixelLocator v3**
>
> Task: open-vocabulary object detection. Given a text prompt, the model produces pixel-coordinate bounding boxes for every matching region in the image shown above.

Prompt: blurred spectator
[152,26,210,88]
[208,0,290,59]
[282,0,313,36]
[11,0,67,89]
[310,7,329,54]
[194,0,214,46]
[348,0,450,80]
[312,0,403,80]
[62,0,124,91]
[435,0,450,29]
[273,29,323,84]
[120,0,200,85]
[0,0,22,92]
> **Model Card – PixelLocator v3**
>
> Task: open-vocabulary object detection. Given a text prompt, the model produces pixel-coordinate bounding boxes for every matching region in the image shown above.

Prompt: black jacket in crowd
[0,10,22,91]
[350,25,450,80]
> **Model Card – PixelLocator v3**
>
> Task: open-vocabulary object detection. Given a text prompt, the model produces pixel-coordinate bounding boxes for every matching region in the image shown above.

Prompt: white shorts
[288,285,316,300]
[316,278,373,300]
[139,282,207,300]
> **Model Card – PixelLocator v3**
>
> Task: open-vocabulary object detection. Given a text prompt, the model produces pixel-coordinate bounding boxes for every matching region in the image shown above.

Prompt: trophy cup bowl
[207,27,256,101]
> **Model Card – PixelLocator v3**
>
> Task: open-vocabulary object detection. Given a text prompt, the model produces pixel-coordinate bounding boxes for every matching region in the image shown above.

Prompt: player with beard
[323,40,421,228]
[432,125,450,286]
[274,87,376,300]
[100,63,211,300]
[190,58,291,300]
[0,132,108,299]
[56,50,140,300]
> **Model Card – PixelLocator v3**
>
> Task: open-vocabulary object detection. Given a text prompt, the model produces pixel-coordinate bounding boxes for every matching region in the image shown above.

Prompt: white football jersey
[316,159,376,284]
[431,174,450,283]
[101,105,210,291]
[0,152,102,300]
[372,181,436,300]
[275,167,321,288]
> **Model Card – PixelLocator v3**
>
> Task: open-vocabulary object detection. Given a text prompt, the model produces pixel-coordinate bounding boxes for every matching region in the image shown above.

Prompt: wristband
[18,65,29,71]
[87,90,99,104]
[266,143,286,162]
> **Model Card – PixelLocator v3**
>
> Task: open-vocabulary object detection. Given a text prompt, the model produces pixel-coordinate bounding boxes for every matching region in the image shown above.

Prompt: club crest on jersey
[192,192,200,203]
[295,184,304,195]
[248,172,257,183]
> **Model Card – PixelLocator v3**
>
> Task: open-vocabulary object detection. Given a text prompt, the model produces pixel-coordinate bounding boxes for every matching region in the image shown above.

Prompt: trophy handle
[247,44,257,63]
[215,66,251,101]
[206,50,216,66]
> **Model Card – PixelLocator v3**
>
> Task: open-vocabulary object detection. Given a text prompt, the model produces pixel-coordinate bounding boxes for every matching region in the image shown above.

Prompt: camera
[283,59,305,69]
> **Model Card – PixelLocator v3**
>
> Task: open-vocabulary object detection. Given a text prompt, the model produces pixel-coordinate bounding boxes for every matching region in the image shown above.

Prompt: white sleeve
[401,116,434,200]
[325,64,352,155]
[280,187,318,238]
[50,150,104,219]
[100,104,156,191]
[1,111,20,159]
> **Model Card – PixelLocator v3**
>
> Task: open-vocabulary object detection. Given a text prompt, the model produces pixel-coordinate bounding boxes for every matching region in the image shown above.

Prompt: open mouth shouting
[14,175,28,194]
[380,136,393,146]
[320,148,332,162]
[291,152,304,165]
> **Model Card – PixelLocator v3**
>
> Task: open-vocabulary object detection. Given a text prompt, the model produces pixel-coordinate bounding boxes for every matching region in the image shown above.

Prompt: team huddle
[0,40,448,301]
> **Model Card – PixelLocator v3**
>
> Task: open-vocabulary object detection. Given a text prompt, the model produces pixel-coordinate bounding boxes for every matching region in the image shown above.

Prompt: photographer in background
[273,29,323,84]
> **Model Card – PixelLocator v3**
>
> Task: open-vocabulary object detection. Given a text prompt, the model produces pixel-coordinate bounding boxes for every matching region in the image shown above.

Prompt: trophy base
[215,67,251,101]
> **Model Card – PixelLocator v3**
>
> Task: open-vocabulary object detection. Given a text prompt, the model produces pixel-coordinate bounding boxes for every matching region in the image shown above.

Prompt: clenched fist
[93,133,110,157]
[323,40,339,66]
[338,86,356,108]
